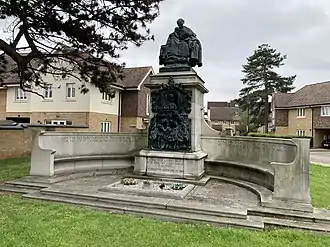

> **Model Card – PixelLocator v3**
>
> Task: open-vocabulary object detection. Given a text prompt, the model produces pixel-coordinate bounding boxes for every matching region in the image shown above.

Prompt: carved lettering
[147,158,184,173]
[61,135,141,143]
[217,139,290,152]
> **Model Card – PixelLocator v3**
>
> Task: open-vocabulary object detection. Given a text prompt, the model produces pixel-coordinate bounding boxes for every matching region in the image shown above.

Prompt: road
[310,150,330,166]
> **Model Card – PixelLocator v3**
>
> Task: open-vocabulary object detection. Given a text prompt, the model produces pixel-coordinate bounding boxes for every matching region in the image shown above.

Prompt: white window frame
[44,84,53,99]
[51,120,67,125]
[321,106,330,117]
[15,87,27,101]
[146,94,150,116]
[101,121,111,133]
[101,92,112,102]
[296,130,306,136]
[66,83,76,99]
[297,108,306,118]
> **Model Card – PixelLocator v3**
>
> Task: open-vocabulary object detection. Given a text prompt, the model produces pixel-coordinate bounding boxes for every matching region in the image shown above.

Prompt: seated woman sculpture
[159,18,203,69]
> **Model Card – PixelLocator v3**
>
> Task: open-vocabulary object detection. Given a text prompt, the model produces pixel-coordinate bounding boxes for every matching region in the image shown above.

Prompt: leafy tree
[0,0,163,96]
[238,44,296,133]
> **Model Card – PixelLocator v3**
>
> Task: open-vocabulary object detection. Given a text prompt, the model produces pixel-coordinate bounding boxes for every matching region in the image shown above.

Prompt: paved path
[310,151,330,166]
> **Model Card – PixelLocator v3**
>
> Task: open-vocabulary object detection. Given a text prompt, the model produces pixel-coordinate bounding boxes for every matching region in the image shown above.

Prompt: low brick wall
[0,125,91,159]
[0,128,32,159]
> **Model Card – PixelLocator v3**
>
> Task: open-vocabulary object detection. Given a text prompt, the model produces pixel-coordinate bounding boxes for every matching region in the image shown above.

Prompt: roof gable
[120,66,152,89]
[273,81,330,108]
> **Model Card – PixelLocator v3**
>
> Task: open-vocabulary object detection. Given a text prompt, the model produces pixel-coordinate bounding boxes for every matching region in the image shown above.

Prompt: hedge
[247,132,312,139]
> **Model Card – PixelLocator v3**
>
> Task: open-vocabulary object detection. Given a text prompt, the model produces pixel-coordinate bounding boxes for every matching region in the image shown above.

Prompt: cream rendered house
[0,56,153,132]
[3,73,121,132]
[0,54,154,132]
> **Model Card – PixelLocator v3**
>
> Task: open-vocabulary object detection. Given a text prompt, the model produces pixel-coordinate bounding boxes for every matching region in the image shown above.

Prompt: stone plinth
[145,69,208,152]
[133,69,209,180]
[134,149,207,180]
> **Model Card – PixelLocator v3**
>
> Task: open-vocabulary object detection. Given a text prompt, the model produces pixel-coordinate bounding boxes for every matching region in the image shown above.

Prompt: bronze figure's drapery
[159,18,202,71]
[148,77,192,151]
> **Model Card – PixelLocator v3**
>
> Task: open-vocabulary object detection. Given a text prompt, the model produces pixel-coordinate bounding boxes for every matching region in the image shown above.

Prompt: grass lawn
[310,164,330,209]
[0,158,330,247]
[0,157,30,182]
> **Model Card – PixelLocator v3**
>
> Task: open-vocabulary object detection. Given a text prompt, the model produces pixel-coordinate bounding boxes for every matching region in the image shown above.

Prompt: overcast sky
[2,0,330,104]
[119,0,330,103]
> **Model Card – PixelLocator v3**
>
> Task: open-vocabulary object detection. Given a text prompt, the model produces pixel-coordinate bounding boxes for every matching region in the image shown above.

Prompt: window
[44,84,53,99]
[66,83,76,99]
[101,121,111,132]
[296,130,306,136]
[102,92,112,102]
[324,135,330,141]
[321,106,330,117]
[297,108,305,117]
[15,87,27,100]
[51,120,67,125]
[146,94,150,116]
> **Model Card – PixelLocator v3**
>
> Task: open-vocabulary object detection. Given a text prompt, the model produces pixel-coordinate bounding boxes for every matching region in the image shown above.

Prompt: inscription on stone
[61,135,140,143]
[147,158,184,174]
[217,139,291,152]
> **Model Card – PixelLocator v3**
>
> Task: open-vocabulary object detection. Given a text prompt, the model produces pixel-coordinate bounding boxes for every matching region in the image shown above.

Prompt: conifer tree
[239,44,296,132]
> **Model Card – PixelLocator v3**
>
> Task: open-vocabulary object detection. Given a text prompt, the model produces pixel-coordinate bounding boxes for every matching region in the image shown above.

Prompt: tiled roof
[209,107,241,121]
[207,101,229,109]
[0,53,153,89]
[273,81,330,108]
[0,53,41,86]
[119,66,153,88]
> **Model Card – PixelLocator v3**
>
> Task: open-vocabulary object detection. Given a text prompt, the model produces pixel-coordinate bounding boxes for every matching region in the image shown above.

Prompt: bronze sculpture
[159,18,202,71]
[148,77,192,152]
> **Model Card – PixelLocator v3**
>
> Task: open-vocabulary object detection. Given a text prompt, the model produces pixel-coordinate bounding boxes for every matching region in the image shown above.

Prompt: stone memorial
[134,18,208,180]
[6,17,320,233]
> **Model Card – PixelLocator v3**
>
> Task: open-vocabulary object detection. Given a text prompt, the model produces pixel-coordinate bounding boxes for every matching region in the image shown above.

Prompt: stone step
[39,188,247,220]
[0,184,36,194]
[248,206,315,222]
[263,217,330,234]
[249,206,330,225]
[5,180,49,190]
[22,191,264,231]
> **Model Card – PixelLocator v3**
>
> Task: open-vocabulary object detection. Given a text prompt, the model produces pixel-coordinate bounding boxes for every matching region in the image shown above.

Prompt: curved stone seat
[205,160,274,190]
[29,130,147,177]
[54,153,137,175]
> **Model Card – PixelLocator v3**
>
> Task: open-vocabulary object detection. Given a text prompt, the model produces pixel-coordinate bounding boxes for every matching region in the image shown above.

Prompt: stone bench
[54,153,137,175]
[29,129,147,177]
[205,160,274,190]
[201,135,311,208]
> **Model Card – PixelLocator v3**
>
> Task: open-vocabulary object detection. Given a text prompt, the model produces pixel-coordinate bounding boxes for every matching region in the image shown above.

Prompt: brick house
[120,66,153,132]
[206,101,241,133]
[272,81,330,147]
[0,55,153,133]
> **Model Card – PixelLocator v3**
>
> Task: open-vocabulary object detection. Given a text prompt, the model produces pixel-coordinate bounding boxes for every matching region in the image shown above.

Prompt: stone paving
[52,175,260,211]
[310,151,330,166]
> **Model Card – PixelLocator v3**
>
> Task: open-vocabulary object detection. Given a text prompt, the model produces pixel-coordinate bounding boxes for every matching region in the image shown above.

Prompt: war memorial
[1,19,329,233]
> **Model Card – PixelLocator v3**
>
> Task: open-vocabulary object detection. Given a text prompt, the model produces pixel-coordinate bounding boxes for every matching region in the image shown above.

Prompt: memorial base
[134,150,207,180]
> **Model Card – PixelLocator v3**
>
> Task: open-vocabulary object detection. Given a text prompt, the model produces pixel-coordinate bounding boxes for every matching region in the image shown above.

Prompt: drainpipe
[311,106,314,148]
[117,91,121,133]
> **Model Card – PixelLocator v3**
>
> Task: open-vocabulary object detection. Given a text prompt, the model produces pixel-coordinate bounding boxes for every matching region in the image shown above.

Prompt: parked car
[321,139,330,149]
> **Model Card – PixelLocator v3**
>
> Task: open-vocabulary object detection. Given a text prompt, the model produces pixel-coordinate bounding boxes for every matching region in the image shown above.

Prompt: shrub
[247,132,312,139]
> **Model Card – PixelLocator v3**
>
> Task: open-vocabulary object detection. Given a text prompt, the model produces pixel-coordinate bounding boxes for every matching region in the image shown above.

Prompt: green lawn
[0,158,330,247]
[310,164,330,209]
[0,157,30,182]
